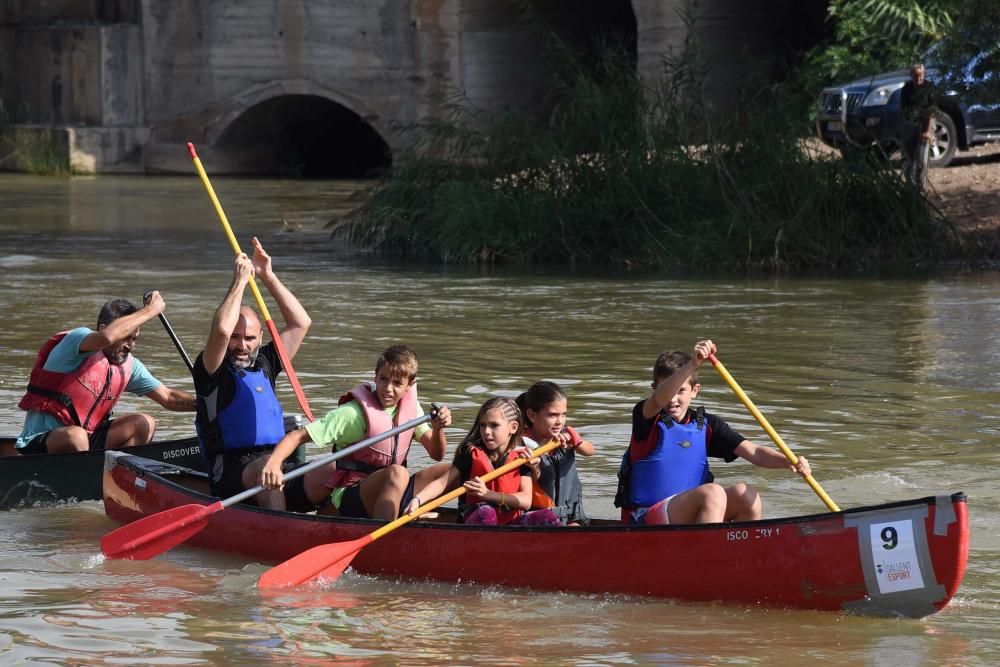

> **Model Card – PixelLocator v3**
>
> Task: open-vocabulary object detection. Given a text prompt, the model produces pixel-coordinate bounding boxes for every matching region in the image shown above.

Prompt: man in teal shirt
[17,292,196,454]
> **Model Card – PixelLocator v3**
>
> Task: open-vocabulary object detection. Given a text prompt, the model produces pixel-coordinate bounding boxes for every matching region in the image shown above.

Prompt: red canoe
[102,451,968,618]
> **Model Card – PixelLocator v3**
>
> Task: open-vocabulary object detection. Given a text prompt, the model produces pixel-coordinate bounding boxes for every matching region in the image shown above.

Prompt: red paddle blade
[258,534,372,589]
[101,501,222,560]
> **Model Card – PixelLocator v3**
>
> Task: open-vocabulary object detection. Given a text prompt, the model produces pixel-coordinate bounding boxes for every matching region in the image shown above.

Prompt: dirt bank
[927,144,1000,262]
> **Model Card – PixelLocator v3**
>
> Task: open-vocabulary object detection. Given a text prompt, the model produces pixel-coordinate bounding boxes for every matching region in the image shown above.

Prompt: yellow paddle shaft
[189,149,272,322]
[709,356,840,512]
[368,439,563,542]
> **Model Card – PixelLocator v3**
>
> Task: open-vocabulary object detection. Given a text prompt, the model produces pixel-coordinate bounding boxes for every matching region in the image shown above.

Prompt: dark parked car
[816,44,1000,167]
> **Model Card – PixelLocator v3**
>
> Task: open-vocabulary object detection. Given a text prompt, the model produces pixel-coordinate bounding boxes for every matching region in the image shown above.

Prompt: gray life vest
[535,446,588,525]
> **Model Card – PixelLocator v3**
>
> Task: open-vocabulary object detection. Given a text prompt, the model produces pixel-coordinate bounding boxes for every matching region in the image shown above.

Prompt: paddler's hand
[260,459,285,490]
[692,339,716,365]
[792,455,811,478]
[233,252,254,286]
[430,405,451,430]
[142,290,166,317]
[251,237,273,282]
[403,496,422,516]
[557,425,585,450]
[516,447,542,479]
[464,476,488,496]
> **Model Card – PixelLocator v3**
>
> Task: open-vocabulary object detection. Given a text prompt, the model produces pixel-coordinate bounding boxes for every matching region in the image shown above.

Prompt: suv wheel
[929,113,957,168]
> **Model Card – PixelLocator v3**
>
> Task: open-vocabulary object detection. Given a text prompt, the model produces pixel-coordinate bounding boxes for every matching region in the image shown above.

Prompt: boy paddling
[616,340,811,525]
[261,345,452,520]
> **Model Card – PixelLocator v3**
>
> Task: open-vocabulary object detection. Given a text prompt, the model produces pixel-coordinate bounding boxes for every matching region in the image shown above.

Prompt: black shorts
[18,420,113,455]
[212,450,322,514]
[338,476,416,519]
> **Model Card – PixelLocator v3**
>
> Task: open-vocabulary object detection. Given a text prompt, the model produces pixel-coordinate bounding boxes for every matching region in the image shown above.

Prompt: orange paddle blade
[258,534,373,589]
[101,501,223,560]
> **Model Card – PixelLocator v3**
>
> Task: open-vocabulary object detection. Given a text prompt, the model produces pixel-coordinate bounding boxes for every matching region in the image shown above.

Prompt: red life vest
[18,331,133,432]
[326,381,419,488]
[465,446,523,525]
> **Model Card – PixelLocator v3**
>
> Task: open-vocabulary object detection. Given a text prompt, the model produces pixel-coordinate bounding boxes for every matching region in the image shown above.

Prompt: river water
[0,174,998,665]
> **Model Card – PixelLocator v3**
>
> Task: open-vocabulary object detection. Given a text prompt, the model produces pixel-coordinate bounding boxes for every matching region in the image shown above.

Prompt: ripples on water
[1,175,999,663]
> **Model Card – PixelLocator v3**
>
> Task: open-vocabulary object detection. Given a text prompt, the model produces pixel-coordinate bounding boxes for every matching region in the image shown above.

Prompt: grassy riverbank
[0,127,70,176]
[334,46,963,273]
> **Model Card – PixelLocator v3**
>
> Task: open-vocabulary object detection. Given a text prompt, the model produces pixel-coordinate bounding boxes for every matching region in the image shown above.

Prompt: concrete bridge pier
[0,2,149,173]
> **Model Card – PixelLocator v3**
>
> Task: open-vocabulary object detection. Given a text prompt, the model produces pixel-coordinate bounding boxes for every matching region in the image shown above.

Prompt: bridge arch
[207,80,391,178]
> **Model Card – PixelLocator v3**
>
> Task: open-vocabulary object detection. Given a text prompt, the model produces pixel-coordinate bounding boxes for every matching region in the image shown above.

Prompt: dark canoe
[103,452,969,618]
[2,415,304,510]
[1,435,206,509]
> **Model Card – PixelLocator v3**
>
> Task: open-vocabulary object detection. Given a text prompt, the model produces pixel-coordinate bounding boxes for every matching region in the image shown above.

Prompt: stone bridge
[0,0,822,175]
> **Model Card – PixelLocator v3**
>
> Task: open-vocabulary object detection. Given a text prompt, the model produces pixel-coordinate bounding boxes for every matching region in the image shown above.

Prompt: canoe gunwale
[112,450,966,534]
[1,435,201,462]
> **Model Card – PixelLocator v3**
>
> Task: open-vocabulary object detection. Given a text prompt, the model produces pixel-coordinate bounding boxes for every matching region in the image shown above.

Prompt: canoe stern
[842,493,968,617]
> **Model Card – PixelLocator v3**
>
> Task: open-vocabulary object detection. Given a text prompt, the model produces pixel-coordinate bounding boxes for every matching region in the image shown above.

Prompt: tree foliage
[805,0,1000,86]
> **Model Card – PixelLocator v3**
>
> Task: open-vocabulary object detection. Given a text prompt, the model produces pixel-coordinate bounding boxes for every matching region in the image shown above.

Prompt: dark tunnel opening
[214,95,391,179]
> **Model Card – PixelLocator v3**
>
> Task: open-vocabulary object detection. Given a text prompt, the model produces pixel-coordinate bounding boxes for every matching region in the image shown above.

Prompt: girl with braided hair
[449,397,561,526]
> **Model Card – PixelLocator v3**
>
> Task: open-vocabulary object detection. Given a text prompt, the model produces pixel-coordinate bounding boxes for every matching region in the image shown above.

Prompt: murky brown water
[1,174,998,664]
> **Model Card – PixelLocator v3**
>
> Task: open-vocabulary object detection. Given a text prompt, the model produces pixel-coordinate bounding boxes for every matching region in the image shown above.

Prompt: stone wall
[138,0,464,173]
[0,0,138,25]
[634,0,819,105]
[457,0,636,117]
[0,7,147,173]
[0,0,825,174]
[0,23,141,126]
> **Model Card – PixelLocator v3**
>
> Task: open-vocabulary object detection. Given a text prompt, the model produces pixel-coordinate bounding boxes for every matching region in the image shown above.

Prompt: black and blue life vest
[197,361,285,460]
[615,407,710,509]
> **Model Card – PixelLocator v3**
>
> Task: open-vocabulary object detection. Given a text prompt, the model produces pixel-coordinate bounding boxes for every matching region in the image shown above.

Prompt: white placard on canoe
[869,520,924,594]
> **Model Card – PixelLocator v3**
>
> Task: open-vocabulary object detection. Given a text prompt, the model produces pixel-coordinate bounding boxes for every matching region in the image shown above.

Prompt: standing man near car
[899,63,937,191]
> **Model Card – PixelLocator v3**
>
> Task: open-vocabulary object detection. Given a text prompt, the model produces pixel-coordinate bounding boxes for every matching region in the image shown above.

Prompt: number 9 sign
[869,520,924,594]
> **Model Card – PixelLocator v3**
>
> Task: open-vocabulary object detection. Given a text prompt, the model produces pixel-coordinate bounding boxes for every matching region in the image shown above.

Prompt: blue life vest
[199,364,285,458]
[617,408,710,509]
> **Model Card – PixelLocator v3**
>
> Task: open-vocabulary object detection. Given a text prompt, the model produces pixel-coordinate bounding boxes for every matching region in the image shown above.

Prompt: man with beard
[16,292,197,454]
[194,237,327,511]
